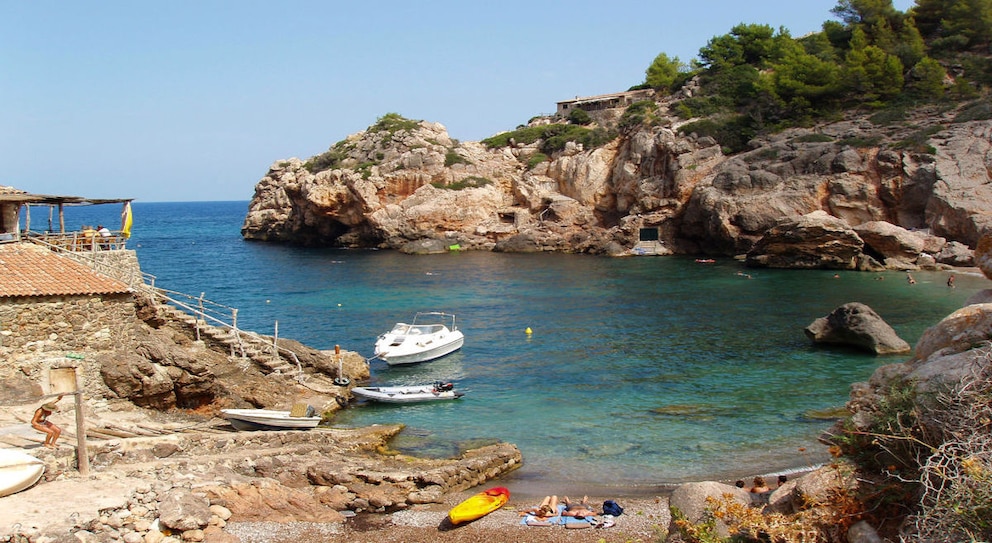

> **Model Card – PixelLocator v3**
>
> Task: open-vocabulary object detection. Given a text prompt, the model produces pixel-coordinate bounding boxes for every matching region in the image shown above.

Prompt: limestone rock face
[746,211,867,269]
[853,221,929,268]
[977,233,992,280]
[804,302,911,355]
[242,112,990,263]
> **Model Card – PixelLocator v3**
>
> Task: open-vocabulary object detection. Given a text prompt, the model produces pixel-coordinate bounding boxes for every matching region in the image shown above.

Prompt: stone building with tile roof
[0,243,136,353]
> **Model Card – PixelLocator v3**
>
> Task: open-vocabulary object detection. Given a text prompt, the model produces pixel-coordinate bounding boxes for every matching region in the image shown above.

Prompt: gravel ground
[225,494,673,543]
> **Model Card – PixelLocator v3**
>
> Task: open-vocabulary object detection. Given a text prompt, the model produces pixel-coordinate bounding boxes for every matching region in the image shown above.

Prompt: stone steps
[154,301,300,376]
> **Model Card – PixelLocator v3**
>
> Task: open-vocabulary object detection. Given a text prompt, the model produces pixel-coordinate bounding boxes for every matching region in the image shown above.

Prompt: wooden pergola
[0,192,131,239]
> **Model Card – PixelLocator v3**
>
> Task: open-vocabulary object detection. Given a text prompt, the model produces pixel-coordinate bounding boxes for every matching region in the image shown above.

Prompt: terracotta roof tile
[0,243,130,297]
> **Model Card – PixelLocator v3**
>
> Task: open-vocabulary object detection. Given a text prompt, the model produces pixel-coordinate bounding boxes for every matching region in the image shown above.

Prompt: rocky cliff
[242,103,990,269]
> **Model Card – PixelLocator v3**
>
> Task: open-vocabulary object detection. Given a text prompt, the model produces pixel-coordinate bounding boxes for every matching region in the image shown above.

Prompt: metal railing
[26,236,306,381]
[146,287,304,381]
[25,230,129,252]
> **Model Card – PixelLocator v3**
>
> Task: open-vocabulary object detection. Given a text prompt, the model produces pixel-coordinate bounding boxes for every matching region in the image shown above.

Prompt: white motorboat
[221,407,322,431]
[351,381,465,404]
[0,448,45,498]
[373,312,464,365]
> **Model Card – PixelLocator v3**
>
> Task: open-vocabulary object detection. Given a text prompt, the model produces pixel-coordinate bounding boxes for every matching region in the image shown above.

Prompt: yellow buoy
[525,327,533,335]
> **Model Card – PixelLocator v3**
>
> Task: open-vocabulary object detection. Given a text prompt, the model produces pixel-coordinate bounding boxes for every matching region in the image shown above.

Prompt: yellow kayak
[448,486,510,525]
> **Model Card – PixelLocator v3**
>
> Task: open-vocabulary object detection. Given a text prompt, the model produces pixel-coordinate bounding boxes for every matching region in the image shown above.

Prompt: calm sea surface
[56,201,984,495]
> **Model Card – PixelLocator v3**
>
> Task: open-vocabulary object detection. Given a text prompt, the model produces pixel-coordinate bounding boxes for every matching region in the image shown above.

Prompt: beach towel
[520,505,597,528]
[520,504,564,526]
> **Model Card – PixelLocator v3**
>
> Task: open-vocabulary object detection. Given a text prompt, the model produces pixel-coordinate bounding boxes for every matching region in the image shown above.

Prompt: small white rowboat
[0,448,45,498]
[221,407,322,431]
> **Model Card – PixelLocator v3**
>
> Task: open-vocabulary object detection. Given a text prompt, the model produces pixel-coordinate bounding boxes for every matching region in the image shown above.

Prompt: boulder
[977,234,992,280]
[747,211,865,269]
[852,221,925,268]
[936,240,974,267]
[791,464,859,508]
[910,303,992,368]
[99,352,177,409]
[158,489,212,531]
[804,302,911,354]
[668,481,750,538]
[848,520,884,543]
[399,238,452,254]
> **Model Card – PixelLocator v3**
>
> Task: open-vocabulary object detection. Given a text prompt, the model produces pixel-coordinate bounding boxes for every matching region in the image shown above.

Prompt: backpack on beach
[602,499,623,516]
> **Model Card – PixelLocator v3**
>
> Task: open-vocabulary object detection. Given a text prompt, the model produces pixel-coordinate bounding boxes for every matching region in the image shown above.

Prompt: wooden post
[73,388,88,476]
[49,364,88,476]
[273,321,279,361]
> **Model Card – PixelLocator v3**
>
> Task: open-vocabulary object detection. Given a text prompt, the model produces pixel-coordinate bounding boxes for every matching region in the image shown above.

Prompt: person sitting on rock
[31,396,63,449]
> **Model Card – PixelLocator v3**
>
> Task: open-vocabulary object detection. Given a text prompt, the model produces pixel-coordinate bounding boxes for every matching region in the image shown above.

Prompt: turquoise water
[56,201,984,495]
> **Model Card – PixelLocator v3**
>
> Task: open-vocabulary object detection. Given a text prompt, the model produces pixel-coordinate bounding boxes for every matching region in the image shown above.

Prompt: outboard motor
[433,381,454,392]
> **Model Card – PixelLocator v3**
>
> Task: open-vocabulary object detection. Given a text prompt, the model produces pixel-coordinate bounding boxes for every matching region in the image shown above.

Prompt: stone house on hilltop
[555,89,655,120]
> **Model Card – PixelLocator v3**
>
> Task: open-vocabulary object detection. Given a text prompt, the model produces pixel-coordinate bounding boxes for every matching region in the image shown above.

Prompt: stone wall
[0,293,137,352]
[0,293,137,395]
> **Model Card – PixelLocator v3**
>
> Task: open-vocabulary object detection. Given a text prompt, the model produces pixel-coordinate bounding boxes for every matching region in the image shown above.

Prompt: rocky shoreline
[0,408,522,542]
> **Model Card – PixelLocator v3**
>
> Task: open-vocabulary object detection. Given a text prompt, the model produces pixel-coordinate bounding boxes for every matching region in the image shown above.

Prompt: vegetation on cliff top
[659,0,992,153]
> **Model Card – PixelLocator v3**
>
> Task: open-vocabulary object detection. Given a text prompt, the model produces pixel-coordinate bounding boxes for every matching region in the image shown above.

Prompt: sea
[51,200,985,496]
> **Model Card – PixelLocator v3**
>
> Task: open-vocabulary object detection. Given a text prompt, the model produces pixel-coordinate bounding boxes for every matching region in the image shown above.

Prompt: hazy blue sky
[3,1,915,202]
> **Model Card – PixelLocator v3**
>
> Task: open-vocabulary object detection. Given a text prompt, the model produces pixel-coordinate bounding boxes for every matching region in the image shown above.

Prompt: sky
[2,1,915,202]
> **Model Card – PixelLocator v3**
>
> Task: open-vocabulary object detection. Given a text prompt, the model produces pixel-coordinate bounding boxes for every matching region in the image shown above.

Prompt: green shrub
[869,106,908,125]
[540,125,613,154]
[674,95,733,119]
[526,153,549,169]
[618,100,661,132]
[793,133,835,143]
[481,124,614,155]
[370,112,419,134]
[444,150,470,167]
[838,135,883,148]
[568,108,592,125]
[678,115,756,154]
[355,161,375,179]
[893,125,943,154]
[304,141,352,174]
[481,125,549,148]
[954,100,992,123]
[432,176,493,190]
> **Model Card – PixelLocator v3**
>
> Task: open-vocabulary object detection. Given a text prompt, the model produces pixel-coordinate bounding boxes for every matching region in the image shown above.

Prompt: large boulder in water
[745,211,869,270]
[804,302,911,355]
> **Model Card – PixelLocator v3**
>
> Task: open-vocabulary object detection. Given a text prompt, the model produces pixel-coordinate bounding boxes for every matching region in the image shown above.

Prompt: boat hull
[448,486,510,525]
[376,333,464,365]
[0,449,45,498]
[352,385,464,404]
[221,409,321,431]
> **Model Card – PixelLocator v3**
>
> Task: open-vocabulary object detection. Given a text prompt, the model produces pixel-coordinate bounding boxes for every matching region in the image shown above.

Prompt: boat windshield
[408,324,443,335]
[390,324,411,334]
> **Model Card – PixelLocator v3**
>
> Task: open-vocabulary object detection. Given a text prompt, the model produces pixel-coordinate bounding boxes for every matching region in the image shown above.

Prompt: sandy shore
[225,492,672,543]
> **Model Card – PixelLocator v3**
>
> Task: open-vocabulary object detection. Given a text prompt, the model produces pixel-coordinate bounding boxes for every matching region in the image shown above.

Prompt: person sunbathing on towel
[521,495,560,519]
[562,496,597,518]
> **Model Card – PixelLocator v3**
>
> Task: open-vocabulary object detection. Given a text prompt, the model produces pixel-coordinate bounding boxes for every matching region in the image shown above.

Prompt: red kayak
[447,486,510,525]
